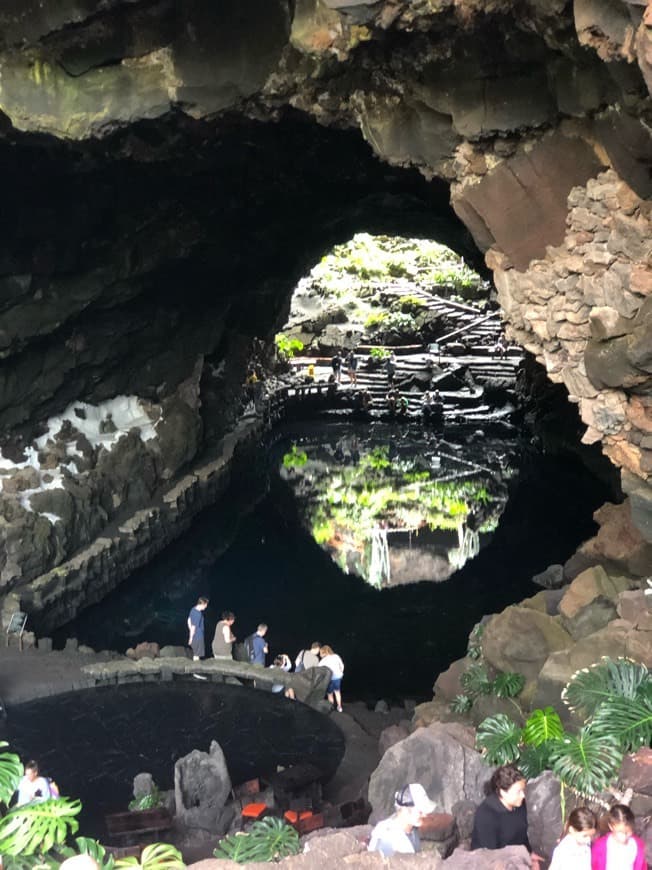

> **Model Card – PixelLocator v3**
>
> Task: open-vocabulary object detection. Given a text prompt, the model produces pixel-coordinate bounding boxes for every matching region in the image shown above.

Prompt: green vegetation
[128,785,162,812]
[394,295,425,313]
[283,445,308,469]
[274,335,304,361]
[368,346,390,361]
[0,742,184,868]
[475,657,652,797]
[214,817,301,864]
[364,311,387,329]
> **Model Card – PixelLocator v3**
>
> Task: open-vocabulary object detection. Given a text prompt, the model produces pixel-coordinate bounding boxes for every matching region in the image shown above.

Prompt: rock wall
[0,0,651,620]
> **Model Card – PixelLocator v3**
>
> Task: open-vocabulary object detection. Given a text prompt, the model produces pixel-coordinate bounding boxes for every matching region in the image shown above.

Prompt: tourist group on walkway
[186,599,345,712]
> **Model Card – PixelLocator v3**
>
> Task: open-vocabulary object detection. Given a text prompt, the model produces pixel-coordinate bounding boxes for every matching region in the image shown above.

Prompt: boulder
[481,606,573,685]
[160,645,191,658]
[374,700,389,714]
[129,642,160,660]
[531,564,565,589]
[133,772,155,799]
[434,657,469,702]
[451,800,476,841]
[368,722,492,823]
[533,621,632,717]
[174,740,232,833]
[293,666,332,708]
[379,723,411,757]
[558,565,630,639]
[620,747,652,797]
[617,590,652,626]
[443,846,531,868]
[525,771,562,861]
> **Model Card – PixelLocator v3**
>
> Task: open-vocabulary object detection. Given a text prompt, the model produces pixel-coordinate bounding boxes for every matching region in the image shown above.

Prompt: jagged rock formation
[0,0,651,624]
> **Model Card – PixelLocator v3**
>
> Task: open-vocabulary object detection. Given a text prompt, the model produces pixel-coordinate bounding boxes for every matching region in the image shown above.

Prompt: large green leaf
[562,658,650,717]
[0,797,81,855]
[491,672,525,699]
[522,707,564,747]
[214,818,300,864]
[115,842,184,870]
[549,726,622,796]
[475,714,522,765]
[460,664,493,698]
[518,742,552,779]
[591,692,652,752]
[0,743,24,805]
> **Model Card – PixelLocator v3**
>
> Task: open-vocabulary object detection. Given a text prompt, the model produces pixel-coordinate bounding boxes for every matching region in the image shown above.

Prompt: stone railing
[81,658,333,711]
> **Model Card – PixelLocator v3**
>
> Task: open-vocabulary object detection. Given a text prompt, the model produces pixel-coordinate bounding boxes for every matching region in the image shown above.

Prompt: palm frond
[522,707,564,747]
[549,726,622,796]
[591,693,652,753]
[0,797,81,856]
[475,714,521,765]
[0,743,24,805]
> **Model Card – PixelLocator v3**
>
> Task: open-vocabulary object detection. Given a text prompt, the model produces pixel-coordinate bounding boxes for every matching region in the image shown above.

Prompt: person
[386,387,399,414]
[327,373,339,398]
[212,611,236,659]
[591,804,646,870]
[187,597,209,661]
[422,390,434,419]
[368,783,436,857]
[295,641,321,672]
[251,623,269,665]
[360,388,372,412]
[319,644,345,712]
[269,653,295,699]
[331,352,342,383]
[385,352,397,385]
[396,395,409,417]
[345,350,358,384]
[471,764,529,851]
[16,760,53,805]
[306,363,315,383]
[549,807,596,870]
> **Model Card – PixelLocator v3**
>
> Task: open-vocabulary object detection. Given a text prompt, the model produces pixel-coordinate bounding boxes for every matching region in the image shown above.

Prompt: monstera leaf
[0,742,23,805]
[562,658,649,717]
[522,707,564,747]
[214,818,300,864]
[491,672,525,699]
[591,691,652,753]
[549,726,621,796]
[460,664,493,697]
[475,714,521,765]
[0,797,81,855]
[115,842,184,870]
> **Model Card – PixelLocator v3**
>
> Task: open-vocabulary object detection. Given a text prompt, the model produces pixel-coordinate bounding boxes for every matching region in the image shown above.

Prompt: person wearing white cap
[368,783,436,857]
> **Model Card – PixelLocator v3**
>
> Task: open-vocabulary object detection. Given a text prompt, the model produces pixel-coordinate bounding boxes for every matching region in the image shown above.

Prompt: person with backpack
[246,624,269,665]
[295,641,321,673]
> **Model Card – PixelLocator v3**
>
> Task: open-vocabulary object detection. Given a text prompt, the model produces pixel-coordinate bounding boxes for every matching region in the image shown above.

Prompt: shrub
[369,346,390,361]
[275,335,304,361]
[364,312,388,329]
[283,445,308,469]
[394,294,425,314]
[214,818,300,864]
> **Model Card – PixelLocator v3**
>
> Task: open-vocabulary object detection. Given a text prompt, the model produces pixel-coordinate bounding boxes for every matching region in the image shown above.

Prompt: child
[591,804,646,870]
[549,807,596,869]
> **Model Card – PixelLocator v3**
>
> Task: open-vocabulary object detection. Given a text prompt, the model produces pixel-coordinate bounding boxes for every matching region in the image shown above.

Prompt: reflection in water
[279,430,518,587]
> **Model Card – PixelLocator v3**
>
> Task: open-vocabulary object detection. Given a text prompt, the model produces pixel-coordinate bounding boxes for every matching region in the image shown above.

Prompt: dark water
[56,426,615,702]
[5,682,344,838]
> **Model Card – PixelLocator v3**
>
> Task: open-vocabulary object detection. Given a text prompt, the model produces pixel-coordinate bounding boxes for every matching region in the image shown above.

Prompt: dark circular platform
[6,681,344,838]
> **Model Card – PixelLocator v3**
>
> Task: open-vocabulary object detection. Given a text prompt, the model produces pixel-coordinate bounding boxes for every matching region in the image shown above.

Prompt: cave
[0,0,651,850]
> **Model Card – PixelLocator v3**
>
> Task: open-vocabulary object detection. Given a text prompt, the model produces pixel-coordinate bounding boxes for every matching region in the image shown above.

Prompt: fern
[549,726,622,797]
[522,707,564,747]
[491,672,525,699]
[476,714,522,765]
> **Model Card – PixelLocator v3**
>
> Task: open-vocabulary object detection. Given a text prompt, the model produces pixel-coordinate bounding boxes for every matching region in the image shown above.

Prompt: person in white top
[319,644,345,712]
[368,783,436,857]
[548,806,596,870]
[16,760,52,806]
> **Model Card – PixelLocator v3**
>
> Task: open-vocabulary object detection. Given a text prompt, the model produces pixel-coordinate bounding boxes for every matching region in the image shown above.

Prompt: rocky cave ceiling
[0,0,651,617]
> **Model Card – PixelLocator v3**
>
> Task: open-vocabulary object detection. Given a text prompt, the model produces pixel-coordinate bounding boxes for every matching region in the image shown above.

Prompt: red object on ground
[284,810,313,825]
[241,803,268,819]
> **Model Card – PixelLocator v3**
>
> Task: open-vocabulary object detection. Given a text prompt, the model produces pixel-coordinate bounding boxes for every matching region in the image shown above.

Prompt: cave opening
[0,108,621,701]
